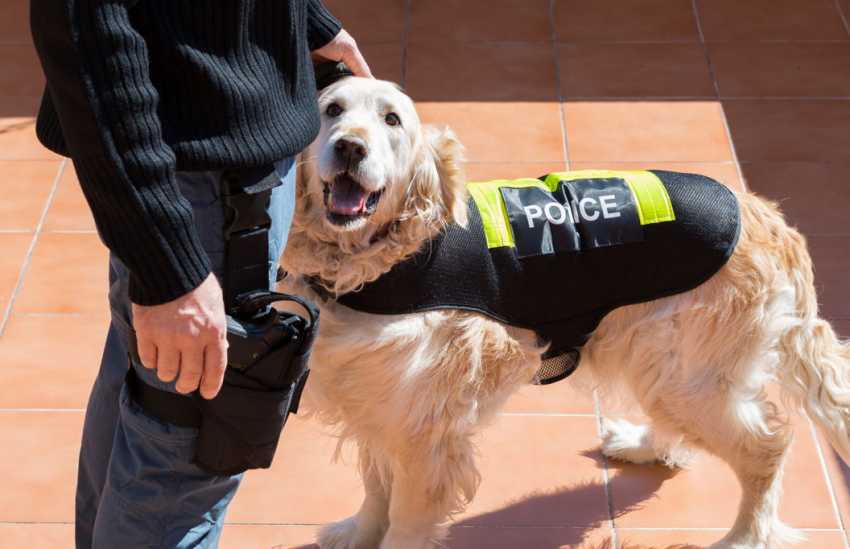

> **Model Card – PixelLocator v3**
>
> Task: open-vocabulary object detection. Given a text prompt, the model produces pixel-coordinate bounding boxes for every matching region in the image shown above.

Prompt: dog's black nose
[334,138,368,165]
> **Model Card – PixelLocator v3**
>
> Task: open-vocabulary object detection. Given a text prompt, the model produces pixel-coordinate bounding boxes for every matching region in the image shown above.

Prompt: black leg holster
[194,291,318,475]
[127,166,319,476]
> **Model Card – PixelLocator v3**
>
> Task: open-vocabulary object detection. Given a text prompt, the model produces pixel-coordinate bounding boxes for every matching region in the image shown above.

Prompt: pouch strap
[231,290,320,331]
[222,166,281,310]
[126,366,202,428]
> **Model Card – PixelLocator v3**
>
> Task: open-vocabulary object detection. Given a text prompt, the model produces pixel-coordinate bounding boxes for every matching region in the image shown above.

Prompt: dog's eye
[326,103,343,117]
[385,112,401,127]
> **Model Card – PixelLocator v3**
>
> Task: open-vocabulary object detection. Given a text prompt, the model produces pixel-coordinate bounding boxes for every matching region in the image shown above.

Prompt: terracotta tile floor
[1,1,849,548]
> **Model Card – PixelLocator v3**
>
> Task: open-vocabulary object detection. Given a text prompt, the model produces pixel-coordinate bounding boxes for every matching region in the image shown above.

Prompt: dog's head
[301,77,467,237]
[287,77,468,293]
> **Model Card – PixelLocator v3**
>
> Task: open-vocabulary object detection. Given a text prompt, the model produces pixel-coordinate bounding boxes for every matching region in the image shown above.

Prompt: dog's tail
[781,318,850,462]
[776,227,850,463]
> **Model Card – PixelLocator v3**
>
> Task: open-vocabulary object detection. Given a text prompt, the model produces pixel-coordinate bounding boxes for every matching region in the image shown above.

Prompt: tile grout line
[0,159,67,338]
[401,0,411,88]
[836,0,850,37]
[564,96,850,101]
[499,412,597,418]
[799,234,850,239]
[464,160,741,164]
[406,39,850,45]
[593,390,619,549]
[691,0,747,190]
[220,524,849,531]
[8,519,842,534]
[804,234,850,238]
[21,312,87,318]
[225,523,623,529]
[807,415,849,540]
[158,522,850,532]
[548,0,571,171]
[0,408,84,413]
[617,526,845,532]
[719,97,850,101]
[0,159,63,163]
[0,521,74,525]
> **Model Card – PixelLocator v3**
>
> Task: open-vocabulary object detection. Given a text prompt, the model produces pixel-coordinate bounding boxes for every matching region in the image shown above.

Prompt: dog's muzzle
[322,173,384,225]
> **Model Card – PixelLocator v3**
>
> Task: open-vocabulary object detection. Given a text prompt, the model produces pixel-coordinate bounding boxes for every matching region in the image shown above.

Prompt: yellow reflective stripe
[544,170,676,225]
[467,178,546,248]
[623,172,676,225]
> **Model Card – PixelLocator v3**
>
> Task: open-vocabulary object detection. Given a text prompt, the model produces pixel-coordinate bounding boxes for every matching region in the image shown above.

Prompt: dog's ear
[430,126,468,227]
[414,125,468,227]
[294,154,314,213]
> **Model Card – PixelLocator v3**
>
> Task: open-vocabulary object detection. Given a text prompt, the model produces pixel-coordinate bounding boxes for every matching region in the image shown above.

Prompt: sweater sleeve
[306,0,343,51]
[30,0,211,306]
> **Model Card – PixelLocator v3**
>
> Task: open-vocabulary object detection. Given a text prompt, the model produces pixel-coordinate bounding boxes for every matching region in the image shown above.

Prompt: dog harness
[322,170,741,384]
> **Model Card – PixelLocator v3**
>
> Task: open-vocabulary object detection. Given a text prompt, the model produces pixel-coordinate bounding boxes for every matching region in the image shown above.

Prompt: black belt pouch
[193,293,318,476]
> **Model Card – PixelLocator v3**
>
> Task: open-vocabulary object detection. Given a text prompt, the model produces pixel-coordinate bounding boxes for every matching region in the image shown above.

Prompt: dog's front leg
[380,440,479,549]
[380,470,448,549]
[318,447,390,549]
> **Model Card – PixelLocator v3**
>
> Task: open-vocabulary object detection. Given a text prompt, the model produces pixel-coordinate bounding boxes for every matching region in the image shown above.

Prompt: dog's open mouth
[323,173,384,225]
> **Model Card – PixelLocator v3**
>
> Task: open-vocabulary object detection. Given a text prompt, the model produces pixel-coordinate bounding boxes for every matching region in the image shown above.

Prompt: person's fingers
[156,345,181,383]
[342,44,372,78]
[313,29,373,78]
[137,337,158,370]
[199,339,227,400]
[175,345,204,394]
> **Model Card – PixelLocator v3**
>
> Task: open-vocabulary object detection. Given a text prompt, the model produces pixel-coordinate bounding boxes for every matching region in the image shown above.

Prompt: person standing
[29,1,371,547]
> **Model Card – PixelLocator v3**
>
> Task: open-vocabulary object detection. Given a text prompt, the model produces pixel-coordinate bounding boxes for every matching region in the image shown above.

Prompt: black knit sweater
[30,0,341,305]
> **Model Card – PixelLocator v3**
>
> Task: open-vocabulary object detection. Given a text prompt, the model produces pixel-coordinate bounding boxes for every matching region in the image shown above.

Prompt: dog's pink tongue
[329,177,367,215]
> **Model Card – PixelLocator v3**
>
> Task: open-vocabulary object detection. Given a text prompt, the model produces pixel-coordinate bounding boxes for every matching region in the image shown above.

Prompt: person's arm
[306,0,343,51]
[31,0,226,399]
[31,0,210,306]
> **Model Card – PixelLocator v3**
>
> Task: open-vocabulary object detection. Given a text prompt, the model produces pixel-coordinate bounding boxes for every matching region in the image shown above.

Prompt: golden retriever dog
[281,76,850,549]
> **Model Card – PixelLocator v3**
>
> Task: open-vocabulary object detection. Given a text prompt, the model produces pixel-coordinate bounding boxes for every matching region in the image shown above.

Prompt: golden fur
[281,77,850,549]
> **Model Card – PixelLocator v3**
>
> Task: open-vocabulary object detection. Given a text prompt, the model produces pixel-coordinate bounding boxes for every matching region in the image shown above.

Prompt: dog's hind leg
[711,407,796,548]
[318,446,391,549]
[651,387,797,549]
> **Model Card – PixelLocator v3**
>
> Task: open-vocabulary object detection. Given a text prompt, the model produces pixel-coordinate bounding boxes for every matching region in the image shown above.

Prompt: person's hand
[312,29,373,78]
[132,273,228,400]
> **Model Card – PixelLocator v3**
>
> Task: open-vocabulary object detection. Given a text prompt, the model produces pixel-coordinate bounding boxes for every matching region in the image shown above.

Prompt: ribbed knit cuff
[35,90,70,158]
[306,0,342,51]
[73,156,212,306]
[128,266,210,306]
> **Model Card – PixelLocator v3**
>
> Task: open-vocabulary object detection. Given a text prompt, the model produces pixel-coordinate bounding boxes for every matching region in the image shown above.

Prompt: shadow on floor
[831,446,850,503]
[275,461,678,549]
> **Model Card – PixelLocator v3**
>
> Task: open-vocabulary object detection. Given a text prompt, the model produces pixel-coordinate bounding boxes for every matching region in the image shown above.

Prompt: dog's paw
[379,528,444,549]
[600,419,659,465]
[708,521,804,549]
[317,516,384,549]
[708,540,769,549]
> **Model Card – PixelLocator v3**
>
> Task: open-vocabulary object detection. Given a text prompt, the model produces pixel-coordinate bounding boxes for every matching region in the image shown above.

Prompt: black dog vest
[324,170,741,384]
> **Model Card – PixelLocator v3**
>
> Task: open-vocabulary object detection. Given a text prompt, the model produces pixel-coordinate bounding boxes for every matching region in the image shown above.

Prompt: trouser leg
[74,320,131,549]
[74,158,297,548]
